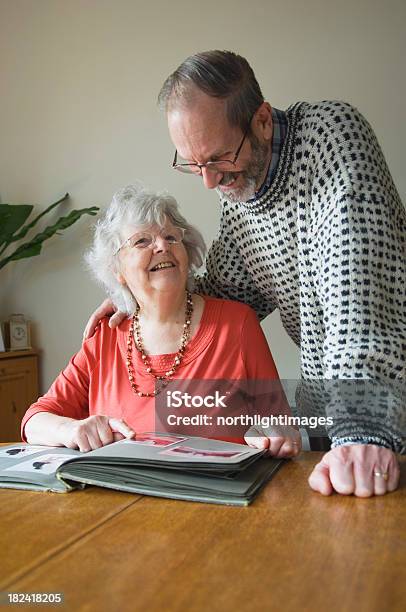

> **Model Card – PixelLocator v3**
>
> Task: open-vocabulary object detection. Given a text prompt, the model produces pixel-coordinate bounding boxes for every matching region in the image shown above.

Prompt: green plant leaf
[8,193,70,245]
[0,206,99,270]
[0,204,33,246]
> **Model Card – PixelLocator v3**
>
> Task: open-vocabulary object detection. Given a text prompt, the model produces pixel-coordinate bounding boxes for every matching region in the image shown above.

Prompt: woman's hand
[57,416,135,453]
[244,425,302,458]
[83,298,126,340]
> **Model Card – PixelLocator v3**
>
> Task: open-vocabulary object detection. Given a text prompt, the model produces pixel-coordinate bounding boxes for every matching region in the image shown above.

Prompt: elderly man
[86,50,405,497]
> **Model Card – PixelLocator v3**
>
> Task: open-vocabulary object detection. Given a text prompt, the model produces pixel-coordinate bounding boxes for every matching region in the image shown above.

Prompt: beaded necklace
[126,291,194,397]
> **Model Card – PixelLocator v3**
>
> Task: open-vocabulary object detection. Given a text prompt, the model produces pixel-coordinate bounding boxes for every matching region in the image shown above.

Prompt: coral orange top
[21,297,288,442]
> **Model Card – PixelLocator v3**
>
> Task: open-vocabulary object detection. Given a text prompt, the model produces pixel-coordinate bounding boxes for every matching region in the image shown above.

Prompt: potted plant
[0,192,98,270]
[0,193,99,350]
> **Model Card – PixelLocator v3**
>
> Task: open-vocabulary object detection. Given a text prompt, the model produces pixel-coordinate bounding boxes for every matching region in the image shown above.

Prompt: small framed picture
[0,324,5,352]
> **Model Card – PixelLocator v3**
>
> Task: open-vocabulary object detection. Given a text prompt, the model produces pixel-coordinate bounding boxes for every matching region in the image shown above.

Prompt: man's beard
[215,135,271,204]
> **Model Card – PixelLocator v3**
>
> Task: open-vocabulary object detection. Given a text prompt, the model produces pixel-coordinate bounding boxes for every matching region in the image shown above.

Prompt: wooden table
[0,452,405,612]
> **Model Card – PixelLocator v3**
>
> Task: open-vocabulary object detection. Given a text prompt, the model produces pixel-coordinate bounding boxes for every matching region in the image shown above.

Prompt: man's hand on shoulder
[308,444,400,497]
[83,298,126,340]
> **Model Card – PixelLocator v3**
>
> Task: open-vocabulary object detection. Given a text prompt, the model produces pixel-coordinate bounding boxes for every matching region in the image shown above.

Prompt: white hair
[85,183,206,314]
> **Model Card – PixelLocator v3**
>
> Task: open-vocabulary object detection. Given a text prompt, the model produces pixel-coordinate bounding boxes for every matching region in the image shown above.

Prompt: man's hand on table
[83,298,126,340]
[308,444,400,497]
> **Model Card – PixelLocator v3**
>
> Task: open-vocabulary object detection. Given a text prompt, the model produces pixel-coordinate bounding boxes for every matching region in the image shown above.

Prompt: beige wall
[0,0,405,392]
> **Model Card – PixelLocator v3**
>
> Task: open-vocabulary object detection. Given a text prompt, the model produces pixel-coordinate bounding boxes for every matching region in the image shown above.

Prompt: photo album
[0,433,283,506]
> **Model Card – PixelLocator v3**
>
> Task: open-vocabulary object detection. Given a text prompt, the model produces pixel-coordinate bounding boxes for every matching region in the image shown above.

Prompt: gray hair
[85,183,206,315]
[158,50,264,131]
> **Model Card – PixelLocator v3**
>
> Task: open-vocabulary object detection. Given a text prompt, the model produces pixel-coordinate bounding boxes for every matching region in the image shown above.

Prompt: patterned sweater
[196,100,406,453]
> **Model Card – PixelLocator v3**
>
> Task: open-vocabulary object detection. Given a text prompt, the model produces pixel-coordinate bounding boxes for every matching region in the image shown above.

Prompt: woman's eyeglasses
[116,227,185,254]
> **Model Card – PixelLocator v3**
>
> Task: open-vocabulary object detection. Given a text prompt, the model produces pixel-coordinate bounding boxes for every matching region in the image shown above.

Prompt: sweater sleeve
[194,202,276,320]
[309,102,406,452]
[21,326,101,441]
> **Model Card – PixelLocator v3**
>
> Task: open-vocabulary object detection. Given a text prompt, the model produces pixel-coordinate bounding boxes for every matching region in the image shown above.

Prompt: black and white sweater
[196,101,406,453]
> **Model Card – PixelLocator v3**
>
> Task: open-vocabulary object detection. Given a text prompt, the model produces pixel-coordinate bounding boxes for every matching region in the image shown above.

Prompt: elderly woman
[22,184,300,457]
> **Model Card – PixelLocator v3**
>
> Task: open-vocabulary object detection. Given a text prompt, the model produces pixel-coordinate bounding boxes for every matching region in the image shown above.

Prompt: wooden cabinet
[0,350,39,442]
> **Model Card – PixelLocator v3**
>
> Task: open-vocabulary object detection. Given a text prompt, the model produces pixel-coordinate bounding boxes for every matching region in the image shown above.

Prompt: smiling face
[116,219,189,304]
[167,92,273,203]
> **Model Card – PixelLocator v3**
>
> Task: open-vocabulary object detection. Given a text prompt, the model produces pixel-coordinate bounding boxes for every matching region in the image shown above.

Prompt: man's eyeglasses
[172,113,254,175]
[116,227,186,254]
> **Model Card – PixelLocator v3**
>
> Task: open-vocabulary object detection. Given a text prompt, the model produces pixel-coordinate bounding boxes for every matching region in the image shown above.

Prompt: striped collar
[248,106,288,202]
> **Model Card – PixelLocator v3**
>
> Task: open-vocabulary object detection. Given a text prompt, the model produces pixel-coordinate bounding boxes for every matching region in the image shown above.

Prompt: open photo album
[0,433,283,506]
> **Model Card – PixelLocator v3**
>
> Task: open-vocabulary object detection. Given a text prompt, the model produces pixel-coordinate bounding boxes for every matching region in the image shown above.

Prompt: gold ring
[374,471,389,480]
